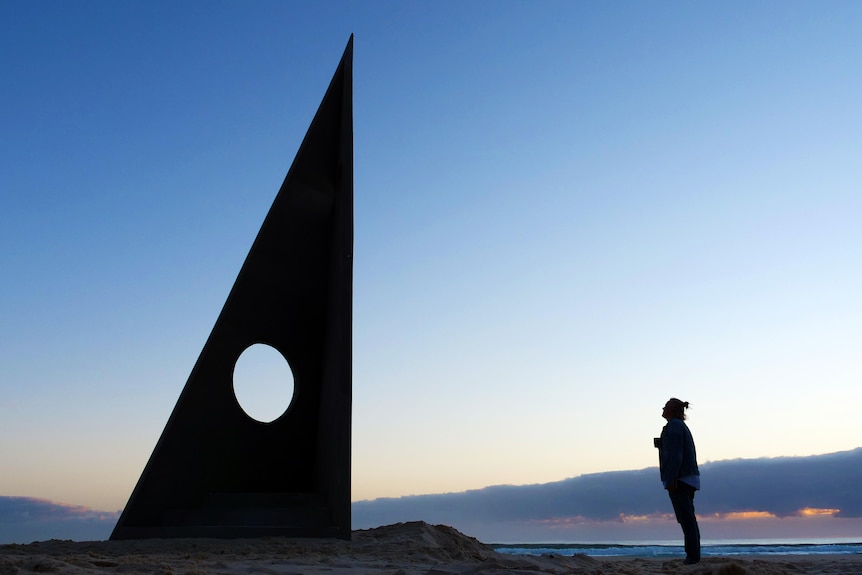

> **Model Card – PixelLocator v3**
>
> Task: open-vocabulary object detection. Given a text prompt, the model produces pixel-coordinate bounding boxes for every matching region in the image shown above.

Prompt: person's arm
[661,421,684,489]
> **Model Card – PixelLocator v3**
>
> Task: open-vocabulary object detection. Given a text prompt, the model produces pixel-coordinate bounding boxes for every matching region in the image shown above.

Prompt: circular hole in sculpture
[232,343,296,423]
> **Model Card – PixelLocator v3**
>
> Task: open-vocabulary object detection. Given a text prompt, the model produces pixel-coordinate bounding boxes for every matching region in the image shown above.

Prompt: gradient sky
[2,1,861,517]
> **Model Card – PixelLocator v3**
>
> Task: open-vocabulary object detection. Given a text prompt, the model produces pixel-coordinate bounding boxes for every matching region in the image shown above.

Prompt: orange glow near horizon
[721,511,777,520]
[701,508,842,521]
[799,507,839,517]
[518,508,841,529]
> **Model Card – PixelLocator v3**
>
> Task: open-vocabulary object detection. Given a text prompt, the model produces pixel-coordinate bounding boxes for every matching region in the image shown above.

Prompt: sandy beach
[1,522,860,575]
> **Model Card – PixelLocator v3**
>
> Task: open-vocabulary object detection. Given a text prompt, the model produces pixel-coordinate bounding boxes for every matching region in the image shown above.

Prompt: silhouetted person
[655,397,701,564]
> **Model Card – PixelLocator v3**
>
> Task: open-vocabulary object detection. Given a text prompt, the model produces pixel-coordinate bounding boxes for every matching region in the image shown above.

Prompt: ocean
[492,539,862,558]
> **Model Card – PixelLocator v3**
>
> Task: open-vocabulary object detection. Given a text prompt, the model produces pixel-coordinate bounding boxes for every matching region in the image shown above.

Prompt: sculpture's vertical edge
[321,34,352,539]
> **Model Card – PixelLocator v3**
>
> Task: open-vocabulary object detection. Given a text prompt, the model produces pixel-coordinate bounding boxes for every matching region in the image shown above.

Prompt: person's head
[662,397,689,421]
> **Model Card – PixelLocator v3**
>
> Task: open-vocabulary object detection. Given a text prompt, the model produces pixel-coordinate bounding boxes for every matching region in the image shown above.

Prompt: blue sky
[2,0,861,531]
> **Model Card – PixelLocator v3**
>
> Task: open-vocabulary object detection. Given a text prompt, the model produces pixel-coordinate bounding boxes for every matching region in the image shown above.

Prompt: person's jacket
[659,417,699,486]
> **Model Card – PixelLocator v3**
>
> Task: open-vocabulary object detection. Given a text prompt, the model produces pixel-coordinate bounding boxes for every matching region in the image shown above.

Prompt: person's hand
[666,480,678,491]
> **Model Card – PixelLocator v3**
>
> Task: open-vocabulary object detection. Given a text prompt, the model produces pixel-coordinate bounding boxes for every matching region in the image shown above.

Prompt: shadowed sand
[1,522,859,574]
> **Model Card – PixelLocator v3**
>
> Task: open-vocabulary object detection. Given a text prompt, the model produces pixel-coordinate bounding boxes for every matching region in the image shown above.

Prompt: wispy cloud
[0,497,119,544]
[353,448,862,540]
[4,449,860,544]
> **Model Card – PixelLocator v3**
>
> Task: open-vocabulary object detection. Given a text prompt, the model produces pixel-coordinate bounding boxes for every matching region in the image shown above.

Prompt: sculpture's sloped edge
[111,35,353,540]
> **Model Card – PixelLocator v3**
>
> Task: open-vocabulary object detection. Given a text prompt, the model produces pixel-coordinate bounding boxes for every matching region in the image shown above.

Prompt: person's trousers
[668,483,700,562]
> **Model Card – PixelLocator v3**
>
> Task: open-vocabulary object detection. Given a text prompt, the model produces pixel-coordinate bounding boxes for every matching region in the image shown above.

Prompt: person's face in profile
[662,401,673,421]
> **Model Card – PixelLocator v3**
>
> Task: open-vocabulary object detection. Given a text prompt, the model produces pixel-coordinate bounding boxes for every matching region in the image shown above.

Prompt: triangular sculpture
[111,36,353,540]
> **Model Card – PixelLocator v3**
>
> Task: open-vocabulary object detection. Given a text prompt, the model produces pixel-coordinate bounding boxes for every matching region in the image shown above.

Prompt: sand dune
[1,522,859,574]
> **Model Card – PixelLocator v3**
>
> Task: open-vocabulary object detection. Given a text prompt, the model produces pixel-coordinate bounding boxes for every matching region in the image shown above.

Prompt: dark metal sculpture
[111,36,353,540]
